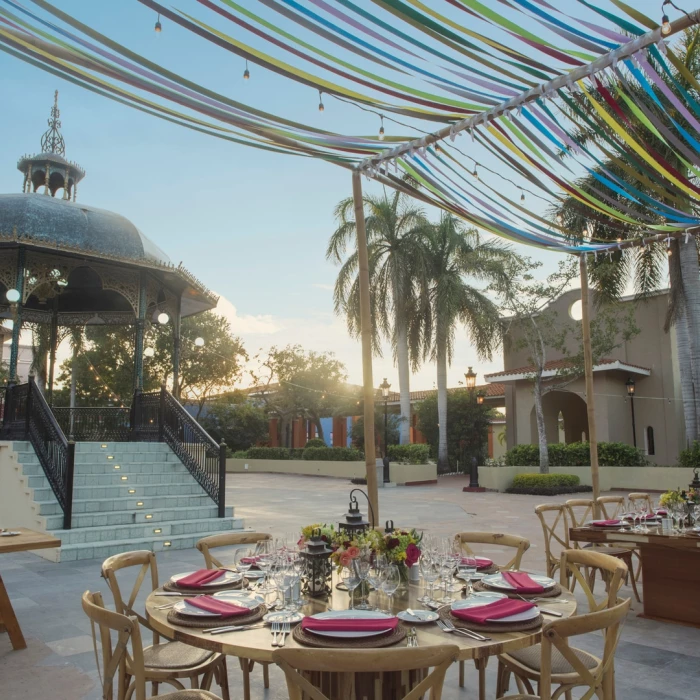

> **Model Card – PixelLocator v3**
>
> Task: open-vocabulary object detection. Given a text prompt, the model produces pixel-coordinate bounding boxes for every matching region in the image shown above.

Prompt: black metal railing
[130,390,161,442]
[52,407,132,442]
[138,387,226,517]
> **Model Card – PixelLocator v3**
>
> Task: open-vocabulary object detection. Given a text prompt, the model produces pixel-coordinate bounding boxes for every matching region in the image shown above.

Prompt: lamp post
[626,377,636,448]
[380,378,391,483]
[465,367,477,393]
[463,367,484,492]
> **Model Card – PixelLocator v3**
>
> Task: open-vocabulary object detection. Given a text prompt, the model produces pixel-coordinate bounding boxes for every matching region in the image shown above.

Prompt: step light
[101,444,107,449]
[120,476,128,481]
[136,501,144,506]
[145,514,153,519]
[154,528,162,534]
[128,489,136,494]
[163,541,172,547]
[114,465,120,469]
[107,456,114,460]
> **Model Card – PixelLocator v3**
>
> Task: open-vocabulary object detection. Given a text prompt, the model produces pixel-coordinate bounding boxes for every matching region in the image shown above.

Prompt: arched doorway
[530,390,589,444]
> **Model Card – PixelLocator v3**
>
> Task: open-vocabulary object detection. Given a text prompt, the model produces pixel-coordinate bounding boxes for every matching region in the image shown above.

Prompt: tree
[328,190,430,445]
[250,345,349,443]
[200,393,268,452]
[423,213,516,472]
[497,258,639,472]
[350,413,402,454]
[415,390,495,471]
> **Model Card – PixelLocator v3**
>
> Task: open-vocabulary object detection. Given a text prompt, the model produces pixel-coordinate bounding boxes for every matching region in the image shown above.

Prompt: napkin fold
[476,557,494,569]
[452,598,536,625]
[501,571,544,594]
[187,596,250,617]
[591,519,621,527]
[240,556,261,565]
[177,569,226,588]
[301,616,398,633]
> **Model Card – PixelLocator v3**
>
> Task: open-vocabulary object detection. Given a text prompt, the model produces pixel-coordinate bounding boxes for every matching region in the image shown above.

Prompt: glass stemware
[353,555,372,610]
[255,540,275,593]
[342,565,362,611]
[234,548,253,578]
[380,564,400,613]
[418,553,438,604]
[367,554,387,612]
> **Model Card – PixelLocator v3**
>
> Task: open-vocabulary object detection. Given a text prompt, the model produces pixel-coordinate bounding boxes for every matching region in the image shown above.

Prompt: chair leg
[458,660,465,688]
[628,561,642,603]
[474,657,488,700]
[217,658,231,700]
[496,660,510,697]
[239,658,252,700]
[263,661,270,689]
[151,682,158,696]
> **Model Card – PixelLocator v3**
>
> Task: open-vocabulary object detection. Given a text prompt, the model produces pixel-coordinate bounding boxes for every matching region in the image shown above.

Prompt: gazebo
[0,92,217,401]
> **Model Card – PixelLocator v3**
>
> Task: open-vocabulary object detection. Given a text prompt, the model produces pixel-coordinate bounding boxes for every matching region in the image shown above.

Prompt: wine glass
[354,555,372,610]
[380,564,400,613]
[255,540,275,593]
[419,552,439,604]
[234,548,253,578]
[272,561,291,610]
[342,565,362,611]
[457,554,477,596]
[367,554,387,612]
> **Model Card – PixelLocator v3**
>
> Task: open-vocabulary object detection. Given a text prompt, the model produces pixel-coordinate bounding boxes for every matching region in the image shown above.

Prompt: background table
[146,573,576,698]
[570,526,700,627]
[0,528,61,650]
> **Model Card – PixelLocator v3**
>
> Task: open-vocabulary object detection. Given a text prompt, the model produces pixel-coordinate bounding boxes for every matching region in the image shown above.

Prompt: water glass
[342,566,362,611]
[380,564,400,613]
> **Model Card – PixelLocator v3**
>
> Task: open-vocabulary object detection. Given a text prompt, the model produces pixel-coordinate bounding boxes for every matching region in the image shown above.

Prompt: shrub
[302,446,364,461]
[504,442,646,467]
[304,438,327,449]
[507,472,591,495]
[230,450,249,459]
[387,444,430,464]
[290,448,305,459]
[679,441,700,469]
[246,446,291,460]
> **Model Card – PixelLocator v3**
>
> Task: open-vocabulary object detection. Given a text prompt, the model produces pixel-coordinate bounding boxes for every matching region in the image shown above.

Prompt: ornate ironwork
[40,91,66,156]
[130,390,161,441]
[52,407,131,442]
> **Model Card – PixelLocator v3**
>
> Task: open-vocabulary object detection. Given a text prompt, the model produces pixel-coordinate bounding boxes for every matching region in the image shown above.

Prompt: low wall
[478,464,694,492]
[226,458,437,485]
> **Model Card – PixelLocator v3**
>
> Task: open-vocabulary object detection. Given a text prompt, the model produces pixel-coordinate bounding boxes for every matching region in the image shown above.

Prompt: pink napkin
[592,520,621,527]
[240,556,261,565]
[187,596,249,618]
[476,557,494,569]
[177,569,226,588]
[655,509,667,516]
[501,571,544,594]
[301,616,398,633]
[452,599,536,625]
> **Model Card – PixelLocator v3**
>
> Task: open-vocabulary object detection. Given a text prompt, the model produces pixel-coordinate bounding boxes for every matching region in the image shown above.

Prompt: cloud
[213,294,281,335]
[311,283,334,291]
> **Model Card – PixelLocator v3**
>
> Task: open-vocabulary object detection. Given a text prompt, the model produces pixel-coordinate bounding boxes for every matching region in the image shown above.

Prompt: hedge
[387,444,430,465]
[302,446,364,461]
[245,447,292,460]
[679,441,700,469]
[504,441,646,467]
[304,438,327,449]
[506,472,591,495]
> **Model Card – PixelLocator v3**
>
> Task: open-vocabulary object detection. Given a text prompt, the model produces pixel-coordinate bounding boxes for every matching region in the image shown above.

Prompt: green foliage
[679,441,700,469]
[387,444,430,464]
[415,390,494,470]
[230,450,249,459]
[302,446,363,461]
[246,447,292,460]
[304,438,327,448]
[350,413,401,453]
[504,442,646,467]
[200,395,268,452]
[512,473,580,488]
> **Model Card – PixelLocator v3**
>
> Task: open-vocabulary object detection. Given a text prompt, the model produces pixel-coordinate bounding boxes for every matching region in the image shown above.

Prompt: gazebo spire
[40,90,66,156]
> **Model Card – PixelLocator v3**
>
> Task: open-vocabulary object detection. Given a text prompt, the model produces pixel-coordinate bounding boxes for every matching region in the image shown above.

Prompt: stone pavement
[1,473,698,699]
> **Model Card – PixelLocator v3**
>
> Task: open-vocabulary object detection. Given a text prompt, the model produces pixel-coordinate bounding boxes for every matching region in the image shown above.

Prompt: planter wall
[479,465,693,493]
[226,458,437,486]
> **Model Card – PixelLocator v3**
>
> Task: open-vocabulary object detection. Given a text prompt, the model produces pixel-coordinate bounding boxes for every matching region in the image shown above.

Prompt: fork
[438,619,491,641]
[515,594,567,605]
[271,622,280,647]
[278,621,290,647]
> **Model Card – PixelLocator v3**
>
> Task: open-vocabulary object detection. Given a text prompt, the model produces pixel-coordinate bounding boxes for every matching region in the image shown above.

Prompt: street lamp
[466,366,481,490]
[379,378,391,483]
[626,377,637,448]
[476,390,485,405]
[465,367,477,392]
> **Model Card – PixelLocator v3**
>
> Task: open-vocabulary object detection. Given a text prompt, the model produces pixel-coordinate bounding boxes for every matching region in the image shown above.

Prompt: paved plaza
[1,473,699,699]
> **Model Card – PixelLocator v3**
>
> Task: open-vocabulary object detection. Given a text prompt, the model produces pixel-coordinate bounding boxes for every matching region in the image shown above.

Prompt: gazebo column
[172,297,182,400]
[46,295,59,404]
[8,249,25,383]
[134,273,147,391]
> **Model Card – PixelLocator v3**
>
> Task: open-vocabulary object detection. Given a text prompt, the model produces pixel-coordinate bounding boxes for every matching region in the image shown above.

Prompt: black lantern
[385,519,395,534]
[339,488,375,536]
[625,377,636,396]
[476,390,485,405]
[300,528,332,598]
[690,467,700,492]
[465,367,477,391]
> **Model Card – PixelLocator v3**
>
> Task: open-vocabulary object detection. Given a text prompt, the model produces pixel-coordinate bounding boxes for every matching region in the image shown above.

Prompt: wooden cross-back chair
[535,504,570,579]
[196,532,273,700]
[100,550,228,699]
[596,496,626,520]
[272,645,459,700]
[564,499,596,540]
[627,492,653,511]
[497,549,630,699]
[453,532,531,698]
[496,599,631,700]
[81,590,222,700]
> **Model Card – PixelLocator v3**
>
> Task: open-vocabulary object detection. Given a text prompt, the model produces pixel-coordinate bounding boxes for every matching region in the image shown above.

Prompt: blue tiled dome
[0,193,170,265]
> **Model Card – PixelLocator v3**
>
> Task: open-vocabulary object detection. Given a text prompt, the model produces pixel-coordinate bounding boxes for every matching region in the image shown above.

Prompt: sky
[0,0,665,392]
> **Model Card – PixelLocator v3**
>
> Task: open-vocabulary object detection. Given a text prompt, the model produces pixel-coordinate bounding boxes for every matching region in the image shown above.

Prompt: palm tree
[423,213,515,472]
[327,190,430,445]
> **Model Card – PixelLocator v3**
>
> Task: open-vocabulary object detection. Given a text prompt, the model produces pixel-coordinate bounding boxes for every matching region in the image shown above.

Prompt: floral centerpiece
[659,488,699,508]
[382,529,422,581]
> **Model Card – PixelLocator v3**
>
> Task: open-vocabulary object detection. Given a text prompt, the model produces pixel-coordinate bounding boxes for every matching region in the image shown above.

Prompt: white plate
[211,591,264,609]
[0,531,20,537]
[397,610,438,623]
[482,573,555,592]
[263,611,303,624]
[457,571,487,581]
[170,570,242,588]
[309,610,393,638]
[243,570,266,579]
[173,598,252,619]
[451,593,539,623]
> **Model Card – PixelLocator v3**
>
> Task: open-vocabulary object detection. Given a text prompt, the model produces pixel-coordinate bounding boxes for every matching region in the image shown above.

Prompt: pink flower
[346,546,360,559]
[405,543,421,568]
[339,551,352,568]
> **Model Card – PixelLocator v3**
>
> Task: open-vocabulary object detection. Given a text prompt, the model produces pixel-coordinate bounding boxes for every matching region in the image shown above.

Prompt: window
[646,426,655,456]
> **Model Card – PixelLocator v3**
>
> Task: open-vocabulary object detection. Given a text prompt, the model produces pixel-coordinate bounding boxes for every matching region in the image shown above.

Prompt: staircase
[10,440,244,562]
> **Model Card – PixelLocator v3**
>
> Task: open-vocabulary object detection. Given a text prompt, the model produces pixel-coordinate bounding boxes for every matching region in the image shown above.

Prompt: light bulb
[157,312,169,325]
[318,91,324,112]
[379,125,385,140]
[154,14,162,33]
[194,337,205,347]
[144,347,155,358]
[435,143,441,153]
[661,14,671,35]
[243,60,250,80]
[5,288,20,303]
[472,167,478,179]
[520,192,525,202]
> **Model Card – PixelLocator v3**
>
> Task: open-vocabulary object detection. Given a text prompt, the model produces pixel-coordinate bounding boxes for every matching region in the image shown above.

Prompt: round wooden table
[146,574,577,699]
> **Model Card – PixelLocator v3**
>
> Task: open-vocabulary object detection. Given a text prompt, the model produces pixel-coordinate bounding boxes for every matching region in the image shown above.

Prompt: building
[485,288,683,465]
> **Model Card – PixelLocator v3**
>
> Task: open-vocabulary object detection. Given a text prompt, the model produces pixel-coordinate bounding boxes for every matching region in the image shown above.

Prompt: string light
[318,90,324,112]
[243,60,250,80]
[378,115,385,141]
[661,13,671,34]
[144,347,155,358]
[520,191,525,202]
[154,13,162,34]
[472,166,479,179]
[157,312,169,325]
[194,336,205,347]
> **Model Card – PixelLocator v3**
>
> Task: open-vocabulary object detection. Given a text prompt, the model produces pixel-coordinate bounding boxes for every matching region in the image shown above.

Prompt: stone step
[73,452,183,465]
[76,442,173,453]
[57,526,245,562]
[51,516,244,545]
[73,462,190,475]
[32,481,206,502]
[44,504,234,530]
[38,491,217,515]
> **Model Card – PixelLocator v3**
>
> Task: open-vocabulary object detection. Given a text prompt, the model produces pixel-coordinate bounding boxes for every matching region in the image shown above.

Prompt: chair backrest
[538,599,631,700]
[596,496,625,520]
[101,550,159,643]
[272,645,459,700]
[535,504,570,577]
[197,532,272,569]
[559,549,628,612]
[454,532,530,571]
[628,492,652,511]
[82,590,147,700]
[564,499,595,549]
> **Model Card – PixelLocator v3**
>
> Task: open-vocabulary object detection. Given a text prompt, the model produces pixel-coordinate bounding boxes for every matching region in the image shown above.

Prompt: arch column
[134,272,147,391]
[8,249,25,383]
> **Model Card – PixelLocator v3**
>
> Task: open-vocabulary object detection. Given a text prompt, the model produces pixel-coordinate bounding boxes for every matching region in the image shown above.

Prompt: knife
[540,608,563,617]
[206,623,267,634]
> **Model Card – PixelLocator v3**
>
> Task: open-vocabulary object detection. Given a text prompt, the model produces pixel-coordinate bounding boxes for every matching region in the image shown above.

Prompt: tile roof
[386,383,505,402]
[484,357,650,380]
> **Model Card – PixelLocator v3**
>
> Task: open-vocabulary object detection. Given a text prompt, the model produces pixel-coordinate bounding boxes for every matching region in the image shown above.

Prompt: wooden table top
[0,528,61,555]
[570,526,700,552]
[146,574,577,664]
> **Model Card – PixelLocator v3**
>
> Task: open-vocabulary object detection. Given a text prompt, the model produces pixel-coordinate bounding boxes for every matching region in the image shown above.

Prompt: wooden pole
[352,169,379,525]
[580,254,600,515]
